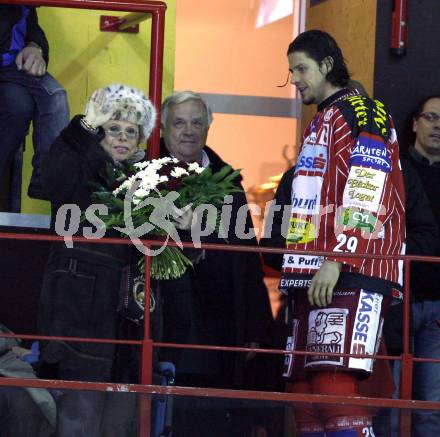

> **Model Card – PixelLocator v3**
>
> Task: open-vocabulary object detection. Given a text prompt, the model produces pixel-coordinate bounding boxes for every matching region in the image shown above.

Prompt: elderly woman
[38,84,156,437]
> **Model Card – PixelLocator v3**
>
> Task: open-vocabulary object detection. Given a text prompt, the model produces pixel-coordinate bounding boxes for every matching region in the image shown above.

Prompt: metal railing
[0,231,439,436]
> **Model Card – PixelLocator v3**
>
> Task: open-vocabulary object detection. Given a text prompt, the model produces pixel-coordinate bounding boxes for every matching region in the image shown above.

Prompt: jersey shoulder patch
[334,95,391,140]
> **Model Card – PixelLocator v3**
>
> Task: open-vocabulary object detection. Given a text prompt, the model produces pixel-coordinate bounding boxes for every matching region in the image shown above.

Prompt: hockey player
[262,30,406,437]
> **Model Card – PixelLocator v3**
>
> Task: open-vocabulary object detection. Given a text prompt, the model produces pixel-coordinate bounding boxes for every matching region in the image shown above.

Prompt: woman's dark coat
[38,115,131,380]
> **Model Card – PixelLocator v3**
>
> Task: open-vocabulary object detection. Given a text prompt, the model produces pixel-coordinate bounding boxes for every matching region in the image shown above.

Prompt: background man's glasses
[105,125,139,139]
[419,112,440,123]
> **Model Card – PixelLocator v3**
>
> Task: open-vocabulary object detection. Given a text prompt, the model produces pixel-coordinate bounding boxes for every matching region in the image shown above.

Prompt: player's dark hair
[287,30,350,87]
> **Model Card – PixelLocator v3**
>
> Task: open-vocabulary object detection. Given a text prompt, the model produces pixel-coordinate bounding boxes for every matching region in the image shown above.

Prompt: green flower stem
[144,247,193,280]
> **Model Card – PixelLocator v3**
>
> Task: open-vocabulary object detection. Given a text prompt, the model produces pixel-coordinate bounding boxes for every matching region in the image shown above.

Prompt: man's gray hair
[161,91,213,129]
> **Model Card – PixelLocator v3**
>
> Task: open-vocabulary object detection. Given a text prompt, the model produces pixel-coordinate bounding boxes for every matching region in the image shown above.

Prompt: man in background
[0,5,69,200]
[402,95,440,437]
[159,91,276,437]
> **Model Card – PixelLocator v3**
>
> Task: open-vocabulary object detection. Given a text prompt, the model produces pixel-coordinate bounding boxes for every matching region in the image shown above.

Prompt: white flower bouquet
[90,157,242,279]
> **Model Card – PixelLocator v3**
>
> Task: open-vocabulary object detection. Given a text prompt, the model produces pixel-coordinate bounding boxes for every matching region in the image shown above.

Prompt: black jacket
[400,155,438,257]
[0,5,49,66]
[39,116,134,375]
[402,148,440,300]
[41,115,130,260]
[159,140,275,387]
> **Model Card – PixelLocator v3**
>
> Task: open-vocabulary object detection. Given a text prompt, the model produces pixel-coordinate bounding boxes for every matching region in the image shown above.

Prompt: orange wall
[302,0,377,128]
[174,0,299,191]
[307,0,376,95]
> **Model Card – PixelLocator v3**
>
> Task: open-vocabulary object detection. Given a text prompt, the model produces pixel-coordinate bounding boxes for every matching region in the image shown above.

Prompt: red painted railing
[0,231,440,436]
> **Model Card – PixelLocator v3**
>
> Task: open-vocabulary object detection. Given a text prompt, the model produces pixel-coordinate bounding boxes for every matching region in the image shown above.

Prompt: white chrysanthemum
[148,161,163,171]
[113,176,137,196]
[159,175,169,183]
[124,175,137,188]
[170,167,189,178]
[133,162,148,169]
[138,172,161,189]
[194,167,205,174]
[133,197,141,205]
[141,165,157,174]
[140,181,158,191]
[134,188,150,198]
[135,170,147,180]
[136,167,159,183]
[187,162,202,172]
[157,157,173,164]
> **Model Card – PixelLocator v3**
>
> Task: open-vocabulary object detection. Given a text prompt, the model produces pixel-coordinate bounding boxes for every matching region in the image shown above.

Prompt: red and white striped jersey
[280,89,406,296]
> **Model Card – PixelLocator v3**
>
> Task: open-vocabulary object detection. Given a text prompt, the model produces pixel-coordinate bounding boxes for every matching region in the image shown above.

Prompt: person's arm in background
[16,7,48,76]
[401,156,439,256]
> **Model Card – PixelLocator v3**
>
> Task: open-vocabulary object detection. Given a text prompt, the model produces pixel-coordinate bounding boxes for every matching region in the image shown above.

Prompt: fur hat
[102,84,157,140]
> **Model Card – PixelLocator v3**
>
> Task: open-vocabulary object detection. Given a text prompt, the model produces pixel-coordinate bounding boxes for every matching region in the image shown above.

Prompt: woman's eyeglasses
[105,125,139,139]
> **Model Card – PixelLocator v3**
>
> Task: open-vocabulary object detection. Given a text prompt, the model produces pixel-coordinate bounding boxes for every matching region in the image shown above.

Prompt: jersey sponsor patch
[324,108,334,121]
[295,144,328,176]
[341,208,377,232]
[373,99,390,137]
[286,217,317,244]
[346,94,369,129]
[348,290,383,371]
[291,175,322,215]
[303,123,329,147]
[279,276,312,292]
[343,166,386,213]
[305,308,348,367]
[282,319,299,378]
[345,95,390,139]
[282,254,324,270]
[349,132,391,172]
